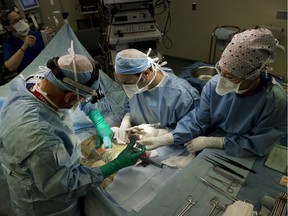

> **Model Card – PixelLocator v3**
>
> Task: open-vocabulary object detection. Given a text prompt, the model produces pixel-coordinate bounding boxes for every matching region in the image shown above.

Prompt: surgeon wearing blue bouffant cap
[138,28,287,157]
[0,52,145,215]
[112,48,200,144]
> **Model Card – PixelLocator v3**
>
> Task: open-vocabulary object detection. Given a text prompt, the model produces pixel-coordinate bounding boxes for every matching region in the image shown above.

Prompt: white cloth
[222,201,254,216]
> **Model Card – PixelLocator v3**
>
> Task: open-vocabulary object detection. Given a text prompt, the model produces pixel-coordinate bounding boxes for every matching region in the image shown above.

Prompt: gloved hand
[88,109,113,149]
[117,113,133,144]
[111,127,129,144]
[130,123,168,139]
[137,133,174,150]
[99,141,146,178]
[185,136,224,153]
[222,201,254,216]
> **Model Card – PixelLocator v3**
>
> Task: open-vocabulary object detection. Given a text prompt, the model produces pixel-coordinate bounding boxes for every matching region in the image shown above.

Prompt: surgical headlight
[46,57,104,103]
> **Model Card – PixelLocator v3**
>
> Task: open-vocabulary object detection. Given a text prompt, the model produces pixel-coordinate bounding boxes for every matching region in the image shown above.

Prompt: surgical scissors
[207,175,238,193]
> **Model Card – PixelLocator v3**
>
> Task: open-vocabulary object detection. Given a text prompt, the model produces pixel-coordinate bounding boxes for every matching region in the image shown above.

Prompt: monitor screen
[18,0,39,11]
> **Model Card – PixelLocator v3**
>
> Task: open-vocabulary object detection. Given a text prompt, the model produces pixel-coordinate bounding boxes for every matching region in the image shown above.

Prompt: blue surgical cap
[115,49,152,74]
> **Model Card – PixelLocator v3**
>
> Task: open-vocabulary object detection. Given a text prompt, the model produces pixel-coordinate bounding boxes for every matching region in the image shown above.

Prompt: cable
[154,0,172,49]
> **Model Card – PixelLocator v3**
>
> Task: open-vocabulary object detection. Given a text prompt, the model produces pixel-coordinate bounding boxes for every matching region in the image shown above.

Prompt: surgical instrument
[133,143,163,168]
[207,175,238,193]
[270,192,287,216]
[208,196,219,216]
[123,123,161,131]
[202,156,245,179]
[195,176,238,202]
[177,195,197,216]
[212,166,248,186]
[140,156,163,168]
[207,196,228,216]
[212,153,256,173]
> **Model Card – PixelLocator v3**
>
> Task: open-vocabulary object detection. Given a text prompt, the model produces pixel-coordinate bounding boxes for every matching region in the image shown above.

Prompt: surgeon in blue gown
[138,28,287,157]
[112,48,200,143]
[0,53,145,215]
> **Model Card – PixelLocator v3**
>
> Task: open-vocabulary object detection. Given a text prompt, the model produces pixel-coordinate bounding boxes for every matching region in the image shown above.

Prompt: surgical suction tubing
[195,176,238,202]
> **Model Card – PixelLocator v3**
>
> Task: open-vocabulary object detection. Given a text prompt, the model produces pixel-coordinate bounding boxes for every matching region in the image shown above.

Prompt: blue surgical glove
[88,109,113,149]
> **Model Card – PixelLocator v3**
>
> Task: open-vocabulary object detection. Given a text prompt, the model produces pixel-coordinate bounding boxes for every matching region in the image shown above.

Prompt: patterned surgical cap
[218,28,276,79]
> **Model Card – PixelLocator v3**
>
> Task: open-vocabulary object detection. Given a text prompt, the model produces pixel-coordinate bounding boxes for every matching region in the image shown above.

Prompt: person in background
[137,28,287,157]
[0,9,53,73]
[112,48,200,144]
[0,53,145,215]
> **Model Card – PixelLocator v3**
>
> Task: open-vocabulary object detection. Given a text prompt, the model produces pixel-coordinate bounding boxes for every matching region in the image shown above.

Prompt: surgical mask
[13,20,30,36]
[216,76,249,95]
[215,56,270,96]
[216,72,262,96]
[122,71,156,98]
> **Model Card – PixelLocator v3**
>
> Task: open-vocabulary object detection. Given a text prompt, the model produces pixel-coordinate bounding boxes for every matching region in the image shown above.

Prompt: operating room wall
[155,0,287,80]
[37,0,287,81]
[37,0,88,32]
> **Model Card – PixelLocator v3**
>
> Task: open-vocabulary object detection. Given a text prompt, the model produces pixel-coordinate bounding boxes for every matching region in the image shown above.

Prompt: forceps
[207,175,238,193]
[177,195,197,216]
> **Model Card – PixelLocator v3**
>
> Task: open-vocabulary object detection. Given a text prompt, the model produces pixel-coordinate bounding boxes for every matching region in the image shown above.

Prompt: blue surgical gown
[172,73,287,157]
[126,68,200,129]
[0,77,105,215]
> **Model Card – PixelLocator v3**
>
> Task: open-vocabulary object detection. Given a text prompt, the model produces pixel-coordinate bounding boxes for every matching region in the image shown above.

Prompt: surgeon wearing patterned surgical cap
[111,48,200,144]
[0,52,145,215]
[138,28,287,157]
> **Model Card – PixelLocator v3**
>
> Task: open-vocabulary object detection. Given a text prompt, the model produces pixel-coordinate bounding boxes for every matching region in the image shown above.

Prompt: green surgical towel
[264,144,288,173]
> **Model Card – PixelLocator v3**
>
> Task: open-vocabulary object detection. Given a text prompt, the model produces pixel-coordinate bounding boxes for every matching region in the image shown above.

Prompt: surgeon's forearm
[4,47,26,71]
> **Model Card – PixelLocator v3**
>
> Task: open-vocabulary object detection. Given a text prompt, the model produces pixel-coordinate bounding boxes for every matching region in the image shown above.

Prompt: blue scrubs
[172,73,287,157]
[3,31,44,72]
[0,77,104,215]
[126,68,200,129]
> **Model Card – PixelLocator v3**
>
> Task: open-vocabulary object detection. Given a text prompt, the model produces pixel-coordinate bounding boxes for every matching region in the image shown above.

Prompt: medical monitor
[17,0,40,11]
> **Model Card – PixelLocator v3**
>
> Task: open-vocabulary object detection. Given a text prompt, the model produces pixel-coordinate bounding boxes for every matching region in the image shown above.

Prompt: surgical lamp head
[45,54,104,104]
[218,28,277,80]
